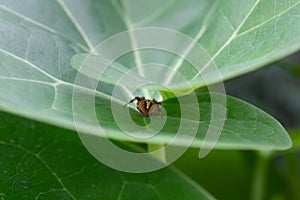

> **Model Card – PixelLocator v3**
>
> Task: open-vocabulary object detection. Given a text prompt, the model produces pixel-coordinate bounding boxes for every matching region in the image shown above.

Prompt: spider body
[124,97,162,117]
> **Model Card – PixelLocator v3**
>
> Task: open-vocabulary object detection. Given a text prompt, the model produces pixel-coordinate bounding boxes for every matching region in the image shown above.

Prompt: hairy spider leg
[123,97,144,107]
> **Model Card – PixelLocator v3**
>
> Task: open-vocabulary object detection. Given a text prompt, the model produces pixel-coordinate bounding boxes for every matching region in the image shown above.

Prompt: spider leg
[123,97,141,107]
[123,98,136,107]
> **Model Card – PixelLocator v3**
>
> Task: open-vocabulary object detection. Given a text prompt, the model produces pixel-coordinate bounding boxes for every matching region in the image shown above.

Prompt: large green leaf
[70,0,300,90]
[91,92,291,150]
[0,0,295,151]
[125,0,300,82]
[0,111,214,200]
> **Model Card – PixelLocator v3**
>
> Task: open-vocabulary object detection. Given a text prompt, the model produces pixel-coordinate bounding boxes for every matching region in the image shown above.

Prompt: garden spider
[124,96,162,117]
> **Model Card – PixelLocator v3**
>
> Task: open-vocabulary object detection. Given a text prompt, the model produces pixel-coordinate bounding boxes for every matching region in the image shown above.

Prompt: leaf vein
[192,0,261,79]
[0,76,56,86]
[0,5,88,51]
[0,141,78,200]
[165,0,218,84]
[111,0,144,76]
[0,49,61,82]
[236,1,300,38]
[134,0,175,27]
[56,0,95,51]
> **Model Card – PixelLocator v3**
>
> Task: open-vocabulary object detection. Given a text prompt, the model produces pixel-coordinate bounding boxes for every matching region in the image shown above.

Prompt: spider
[124,96,162,117]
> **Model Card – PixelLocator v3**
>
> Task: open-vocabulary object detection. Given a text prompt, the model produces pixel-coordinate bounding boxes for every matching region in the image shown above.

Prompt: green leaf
[74,92,292,151]
[167,93,292,150]
[0,1,294,151]
[0,111,215,200]
[127,0,300,83]
[71,0,300,90]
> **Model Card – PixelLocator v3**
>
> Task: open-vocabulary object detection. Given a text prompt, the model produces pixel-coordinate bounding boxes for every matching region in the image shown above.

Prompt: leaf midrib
[56,0,94,52]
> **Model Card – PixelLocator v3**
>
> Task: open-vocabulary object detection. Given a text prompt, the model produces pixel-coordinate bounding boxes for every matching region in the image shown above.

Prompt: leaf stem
[250,150,272,200]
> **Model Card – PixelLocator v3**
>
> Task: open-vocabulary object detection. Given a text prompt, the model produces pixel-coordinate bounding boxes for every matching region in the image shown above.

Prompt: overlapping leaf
[0,0,297,150]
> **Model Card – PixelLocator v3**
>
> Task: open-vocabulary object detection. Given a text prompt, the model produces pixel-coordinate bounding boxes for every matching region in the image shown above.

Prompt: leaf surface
[0,0,296,151]
[0,111,215,200]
